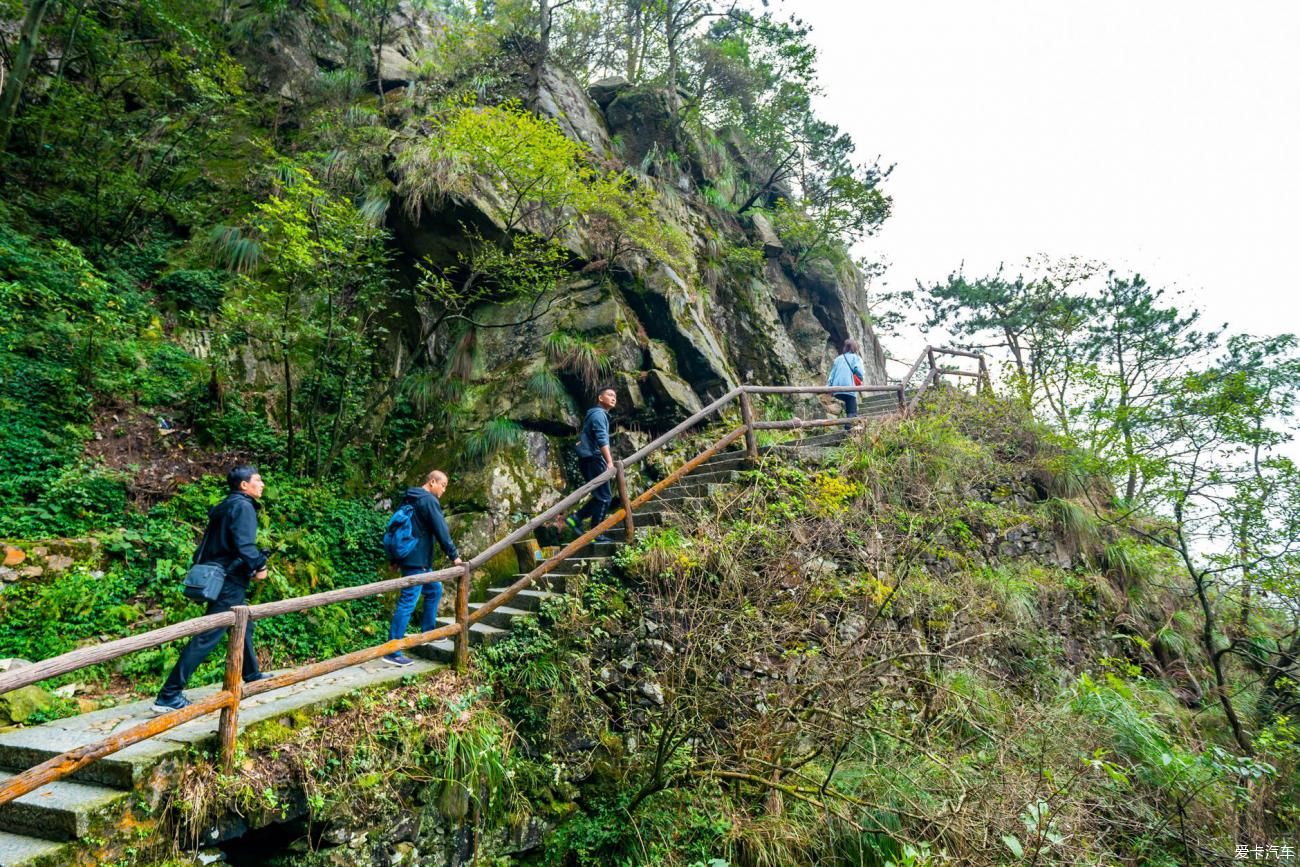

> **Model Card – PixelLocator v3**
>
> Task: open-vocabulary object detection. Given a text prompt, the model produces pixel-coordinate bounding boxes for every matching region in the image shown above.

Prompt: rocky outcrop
[233,6,889,523]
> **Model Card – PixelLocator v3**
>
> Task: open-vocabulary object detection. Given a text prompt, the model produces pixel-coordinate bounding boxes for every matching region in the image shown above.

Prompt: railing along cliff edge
[0,346,988,807]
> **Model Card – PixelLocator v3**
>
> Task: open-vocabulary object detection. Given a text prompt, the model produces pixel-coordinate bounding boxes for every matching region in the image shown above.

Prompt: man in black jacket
[383,468,463,667]
[153,466,270,712]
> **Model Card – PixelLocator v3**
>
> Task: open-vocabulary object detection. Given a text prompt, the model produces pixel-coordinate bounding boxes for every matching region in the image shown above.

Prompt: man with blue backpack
[381,468,463,667]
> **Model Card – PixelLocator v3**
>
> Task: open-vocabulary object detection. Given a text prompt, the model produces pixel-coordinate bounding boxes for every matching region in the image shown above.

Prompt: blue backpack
[383,503,419,563]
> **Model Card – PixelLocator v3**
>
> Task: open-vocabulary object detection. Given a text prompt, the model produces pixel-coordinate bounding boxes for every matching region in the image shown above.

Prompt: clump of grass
[545,330,612,391]
[463,417,524,464]
[1045,497,1101,556]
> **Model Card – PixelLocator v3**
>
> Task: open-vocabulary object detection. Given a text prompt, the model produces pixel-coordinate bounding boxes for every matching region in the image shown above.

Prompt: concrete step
[0,772,127,842]
[0,830,64,866]
[486,588,559,612]
[466,603,533,630]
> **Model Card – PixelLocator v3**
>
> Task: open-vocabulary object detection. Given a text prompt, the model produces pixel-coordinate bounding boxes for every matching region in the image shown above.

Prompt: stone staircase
[0,403,893,865]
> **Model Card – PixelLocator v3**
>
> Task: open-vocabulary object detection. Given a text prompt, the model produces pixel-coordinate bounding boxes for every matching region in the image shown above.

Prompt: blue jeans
[389,567,443,641]
[835,394,858,417]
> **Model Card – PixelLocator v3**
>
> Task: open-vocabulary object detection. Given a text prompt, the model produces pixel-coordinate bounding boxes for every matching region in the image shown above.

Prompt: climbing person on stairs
[828,338,867,418]
[382,468,463,667]
[567,385,617,544]
[153,465,271,713]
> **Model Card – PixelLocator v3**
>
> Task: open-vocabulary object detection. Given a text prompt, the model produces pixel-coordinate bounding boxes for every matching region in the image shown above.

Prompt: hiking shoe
[594,534,614,544]
[243,672,273,684]
[565,515,583,538]
[382,652,415,667]
[151,694,191,714]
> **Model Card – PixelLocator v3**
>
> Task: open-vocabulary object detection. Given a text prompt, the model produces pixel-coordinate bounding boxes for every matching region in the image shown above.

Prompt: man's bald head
[423,469,449,496]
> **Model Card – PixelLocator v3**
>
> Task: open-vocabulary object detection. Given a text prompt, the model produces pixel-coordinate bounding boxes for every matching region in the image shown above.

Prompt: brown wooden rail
[0,345,987,807]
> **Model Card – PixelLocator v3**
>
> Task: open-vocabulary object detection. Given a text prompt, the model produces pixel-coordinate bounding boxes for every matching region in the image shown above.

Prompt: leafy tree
[899,259,1097,417]
[767,171,889,271]
[212,164,394,477]
[1085,273,1220,503]
[1137,334,1300,756]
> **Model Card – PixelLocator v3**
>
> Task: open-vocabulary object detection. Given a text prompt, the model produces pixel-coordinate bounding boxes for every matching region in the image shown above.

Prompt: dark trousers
[158,578,260,700]
[575,455,612,528]
[835,394,858,417]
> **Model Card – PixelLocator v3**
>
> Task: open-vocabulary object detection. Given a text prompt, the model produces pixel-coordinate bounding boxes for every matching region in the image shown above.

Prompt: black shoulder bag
[182,521,226,602]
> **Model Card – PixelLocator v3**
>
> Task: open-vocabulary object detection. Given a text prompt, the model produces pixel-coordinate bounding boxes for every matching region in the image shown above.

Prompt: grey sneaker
[151,694,191,714]
[382,652,415,667]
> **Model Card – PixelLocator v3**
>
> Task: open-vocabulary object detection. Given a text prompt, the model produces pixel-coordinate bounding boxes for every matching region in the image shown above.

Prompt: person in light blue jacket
[827,339,867,417]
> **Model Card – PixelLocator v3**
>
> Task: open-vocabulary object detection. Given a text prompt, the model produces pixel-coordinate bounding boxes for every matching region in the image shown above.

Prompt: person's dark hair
[227,465,259,492]
[596,385,617,398]
[842,339,860,355]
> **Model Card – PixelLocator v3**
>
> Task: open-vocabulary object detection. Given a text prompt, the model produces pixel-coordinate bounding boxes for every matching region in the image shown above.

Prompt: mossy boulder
[0,684,57,724]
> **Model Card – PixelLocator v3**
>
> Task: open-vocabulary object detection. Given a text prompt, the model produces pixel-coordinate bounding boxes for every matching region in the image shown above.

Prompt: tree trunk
[528,0,551,111]
[0,0,55,151]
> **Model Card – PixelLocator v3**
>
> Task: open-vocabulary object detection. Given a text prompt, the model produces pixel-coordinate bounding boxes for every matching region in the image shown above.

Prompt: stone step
[0,727,169,791]
[0,771,127,842]
[696,453,751,472]
[408,639,455,663]
[678,469,740,485]
[435,618,507,646]
[0,830,65,866]
[545,556,613,576]
[635,498,705,516]
[466,603,532,630]
[486,588,559,612]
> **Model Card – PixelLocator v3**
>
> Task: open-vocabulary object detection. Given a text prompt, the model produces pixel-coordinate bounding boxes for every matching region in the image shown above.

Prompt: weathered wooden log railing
[0,345,987,808]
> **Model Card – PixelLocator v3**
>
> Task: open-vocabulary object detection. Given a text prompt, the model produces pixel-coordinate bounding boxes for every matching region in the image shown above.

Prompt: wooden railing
[0,346,987,807]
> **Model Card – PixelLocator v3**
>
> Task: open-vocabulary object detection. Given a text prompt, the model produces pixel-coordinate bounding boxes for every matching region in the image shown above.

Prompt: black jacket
[195,492,267,586]
[396,487,459,571]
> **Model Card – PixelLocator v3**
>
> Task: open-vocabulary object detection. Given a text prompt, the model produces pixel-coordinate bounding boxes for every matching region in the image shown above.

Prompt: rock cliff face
[239,8,889,543]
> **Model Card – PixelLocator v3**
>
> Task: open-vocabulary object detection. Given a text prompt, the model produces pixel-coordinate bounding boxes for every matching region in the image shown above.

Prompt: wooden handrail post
[926,346,937,384]
[896,384,905,413]
[454,564,471,672]
[739,389,759,465]
[615,460,635,543]
[978,355,991,393]
[217,605,249,774]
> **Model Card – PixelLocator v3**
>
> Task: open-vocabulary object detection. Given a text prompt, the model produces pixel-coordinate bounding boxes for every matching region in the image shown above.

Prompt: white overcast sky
[796,0,1300,363]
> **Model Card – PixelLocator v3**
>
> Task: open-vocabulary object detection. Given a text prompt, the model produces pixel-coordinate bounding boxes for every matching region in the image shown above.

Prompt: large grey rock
[588,76,630,109]
[537,66,612,156]
[750,212,784,258]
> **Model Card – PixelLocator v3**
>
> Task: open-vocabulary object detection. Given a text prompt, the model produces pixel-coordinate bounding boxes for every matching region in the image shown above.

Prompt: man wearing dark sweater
[153,466,270,712]
[568,386,617,543]
[383,468,463,667]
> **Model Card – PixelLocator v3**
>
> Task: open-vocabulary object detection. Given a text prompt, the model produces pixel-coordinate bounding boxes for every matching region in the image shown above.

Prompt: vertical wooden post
[217,605,249,774]
[739,389,759,465]
[615,460,635,543]
[978,355,991,393]
[454,565,471,672]
[896,384,905,414]
[926,347,937,385]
